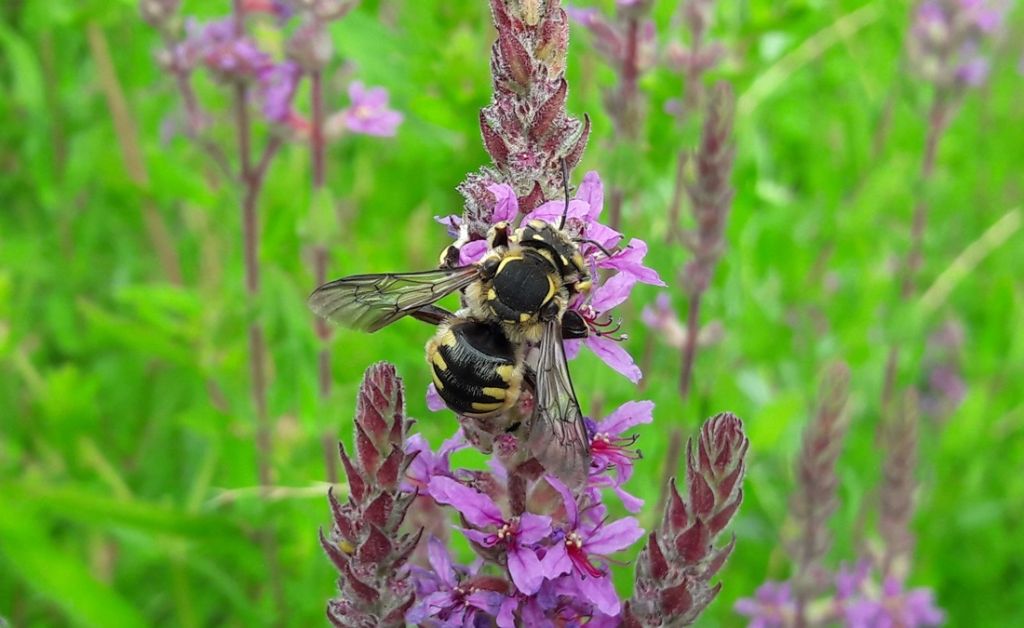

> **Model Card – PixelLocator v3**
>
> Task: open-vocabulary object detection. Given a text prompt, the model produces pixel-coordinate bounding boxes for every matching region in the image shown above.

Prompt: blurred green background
[2,0,1023,625]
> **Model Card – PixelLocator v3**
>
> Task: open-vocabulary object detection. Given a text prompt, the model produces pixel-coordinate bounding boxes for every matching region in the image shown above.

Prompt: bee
[309,197,594,484]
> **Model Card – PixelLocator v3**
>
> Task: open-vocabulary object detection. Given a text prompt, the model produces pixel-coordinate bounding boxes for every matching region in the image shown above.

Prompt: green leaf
[0,501,148,628]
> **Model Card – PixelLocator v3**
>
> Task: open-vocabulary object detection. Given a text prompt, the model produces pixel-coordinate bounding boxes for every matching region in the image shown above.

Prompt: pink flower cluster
[153,7,401,138]
[404,397,654,625]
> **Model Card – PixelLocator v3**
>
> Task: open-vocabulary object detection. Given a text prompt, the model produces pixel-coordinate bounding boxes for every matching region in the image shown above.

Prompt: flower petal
[523,198,590,224]
[613,485,645,513]
[434,214,462,238]
[585,517,645,555]
[487,183,520,223]
[563,338,582,360]
[426,536,456,588]
[585,335,642,383]
[466,590,503,615]
[598,238,665,286]
[496,595,518,628]
[428,476,503,527]
[407,590,454,623]
[598,400,655,435]
[574,570,621,616]
[545,475,579,527]
[575,170,604,220]
[584,221,622,250]
[516,512,553,545]
[508,546,545,594]
[426,383,446,411]
[462,528,495,548]
[459,239,490,265]
[540,543,572,579]
[591,272,637,312]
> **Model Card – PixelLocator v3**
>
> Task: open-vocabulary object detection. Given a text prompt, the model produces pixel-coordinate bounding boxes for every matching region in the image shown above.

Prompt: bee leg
[410,304,455,326]
[487,222,512,249]
[560,310,589,339]
[438,244,462,269]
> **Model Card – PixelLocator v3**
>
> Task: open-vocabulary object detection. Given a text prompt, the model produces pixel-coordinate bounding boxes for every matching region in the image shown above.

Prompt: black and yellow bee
[308,214,594,484]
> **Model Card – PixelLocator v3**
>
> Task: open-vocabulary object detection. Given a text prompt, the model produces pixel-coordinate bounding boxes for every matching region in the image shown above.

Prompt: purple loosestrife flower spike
[879,391,921,581]
[321,363,422,627]
[787,363,851,614]
[625,413,749,626]
[463,0,591,213]
[681,81,735,298]
[906,0,1009,91]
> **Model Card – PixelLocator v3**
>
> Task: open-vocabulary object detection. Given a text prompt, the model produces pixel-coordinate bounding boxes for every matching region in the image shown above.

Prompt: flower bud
[287,21,333,72]
[139,0,180,29]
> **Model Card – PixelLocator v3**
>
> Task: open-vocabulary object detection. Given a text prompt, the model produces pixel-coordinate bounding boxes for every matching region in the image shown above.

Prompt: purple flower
[843,577,945,628]
[835,560,872,600]
[182,18,272,81]
[734,581,795,628]
[541,477,645,616]
[563,273,643,382]
[584,401,653,512]
[565,6,623,65]
[641,293,686,348]
[335,81,403,137]
[426,383,447,412]
[404,431,466,492]
[258,61,302,124]
[428,476,551,594]
[955,52,990,86]
[959,0,1005,33]
[408,537,515,627]
[435,183,521,263]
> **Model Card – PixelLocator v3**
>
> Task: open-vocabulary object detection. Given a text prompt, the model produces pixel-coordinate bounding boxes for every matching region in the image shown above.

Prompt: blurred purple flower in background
[330,81,404,137]
[919,318,966,421]
[907,0,1011,90]
[734,582,795,628]
[183,17,272,81]
[258,60,302,124]
[843,577,945,628]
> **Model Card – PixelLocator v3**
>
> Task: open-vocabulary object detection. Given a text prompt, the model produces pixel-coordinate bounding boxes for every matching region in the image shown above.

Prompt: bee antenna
[559,157,570,230]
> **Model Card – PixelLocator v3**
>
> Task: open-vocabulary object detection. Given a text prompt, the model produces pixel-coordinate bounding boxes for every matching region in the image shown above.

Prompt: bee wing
[308,267,481,332]
[528,318,591,486]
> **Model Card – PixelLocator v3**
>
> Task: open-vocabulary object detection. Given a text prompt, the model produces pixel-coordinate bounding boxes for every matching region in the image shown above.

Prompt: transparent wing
[528,318,591,486]
[308,267,481,332]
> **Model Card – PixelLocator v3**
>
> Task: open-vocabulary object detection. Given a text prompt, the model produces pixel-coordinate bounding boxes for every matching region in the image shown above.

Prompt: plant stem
[231,4,285,620]
[883,94,950,407]
[608,16,641,232]
[655,289,704,515]
[308,69,338,484]
[902,96,949,299]
[678,290,704,398]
